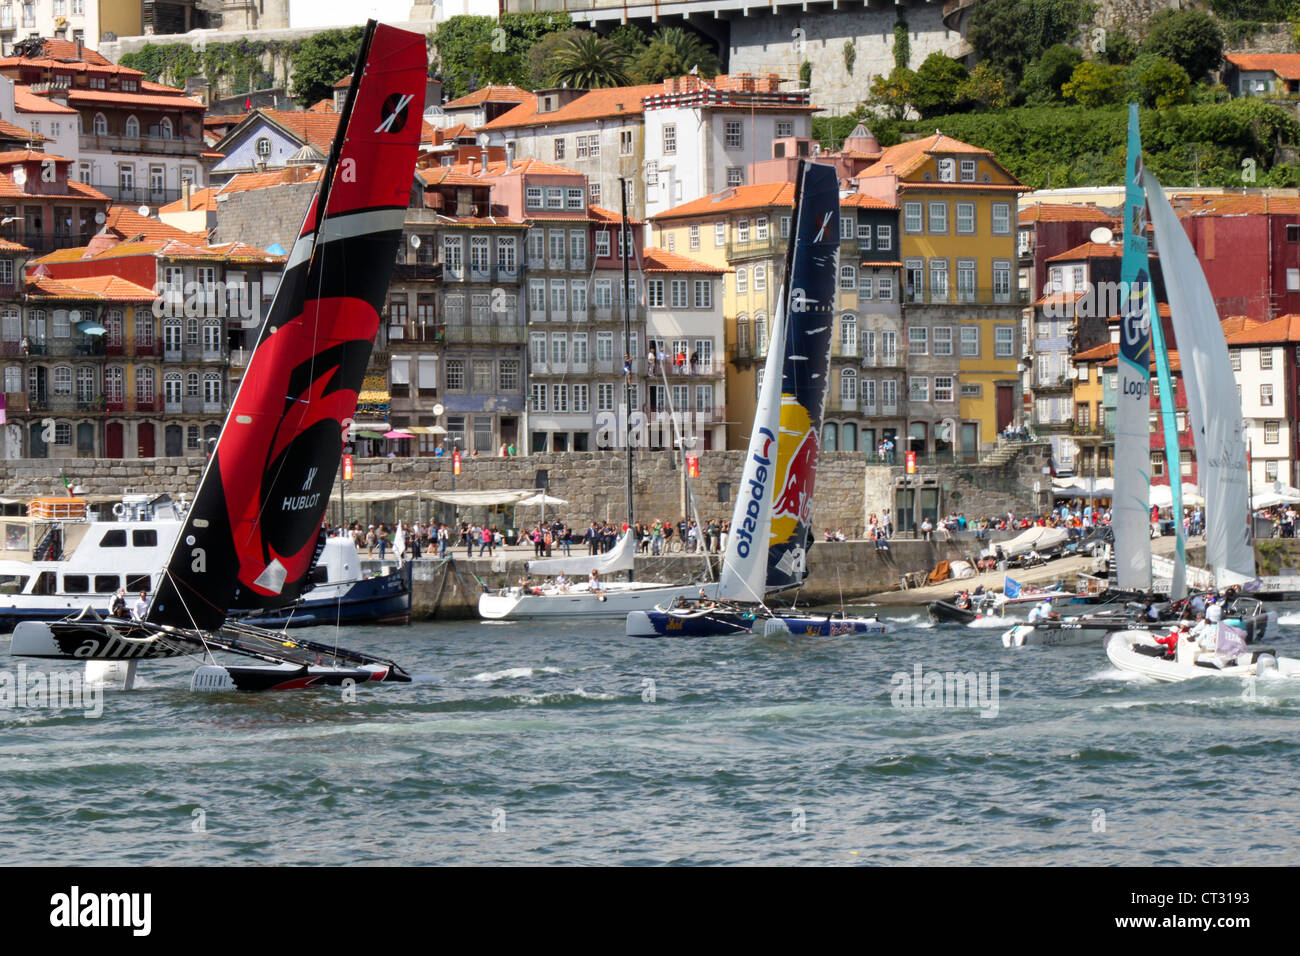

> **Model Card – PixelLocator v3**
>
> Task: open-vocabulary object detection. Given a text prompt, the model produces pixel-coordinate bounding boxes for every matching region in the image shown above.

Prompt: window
[648,279,665,308]
[726,167,744,187]
[1267,459,1279,481]
[670,279,689,309]
[876,224,892,250]
[663,125,676,155]
[909,326,928,355]
[725,121,743,149]
[841,368,857,403]
[525,186,543,209]
[1261,383,1274,406]
[841,315,856,352]
[928,202,947,233]
[689,225,700,249]
[882,380,898,409]
[754,266,766,293]
[594,279,612,308]
[862,378,877,408]
[904,202,922,233]
[714,222,726,247]
[957,260,976,302]
[104,367,122,403]
[877,276,894,301]
[124,115,140,138]
[545,187,563,210]
[780,216,791,238]
[736,268,748,295]
[1230,349,1241,371]
[498,236,517,272]
[1180,450,1193,476]
[595,232,610,258]
[992,203,1011,235]
[929,260,948,302]
[588,182,601,205]
[756,216,768,240]
[552,384,569,413]
[859,276,873,300]
[135,367,154,403]
[531,383,547,412]
[1260,348,1274,370]
[934,376,954,402]
[203,374,221,405]
[737,219,750,243]
[933,327,953,356]
[498,358,520,390]
[620,130,633,155]
[693,280,712,309]
[52,365,72,395]
[159,117,173,140]
[960,159,976,182]
[445,359,465,390]
[573,384,589,413]
[566,188,584,210]
[1265,421,1280,444]
[92,112,107,135]
[598,382,615,411]
[777,121,793,138]
[576,134,600,159]
[840,265,856,290]
[186,372,199,397]
[956,202,975,234]
[118,164,134,192]
[909,376,929,402]
[995,325,1015,357]
[993,261,1012,303]
[553,138,566,161]
[1151,450,1165,476]
[442,236,463,278]
[857,221,872,245]
[840,216,855,240]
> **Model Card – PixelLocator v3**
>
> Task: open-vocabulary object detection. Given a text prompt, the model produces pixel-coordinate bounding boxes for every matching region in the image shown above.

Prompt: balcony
[726,234,780,260]
[860,351,904,368]
[468,268,492,283]
[1033,375,1074,393]
[135,398,161,413]
[80,133,202,163]
[90,183,186,206]
[392,261,442,283]
[903,286,1016,307]
[496,266,520,283]
[0,229,99,254]
[648,359,724,377]
[833,341,860,359]
[443,324,525,345]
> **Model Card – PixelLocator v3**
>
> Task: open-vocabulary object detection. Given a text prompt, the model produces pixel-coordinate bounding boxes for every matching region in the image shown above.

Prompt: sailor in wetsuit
[954,590,971,611]
[108,588,127,618]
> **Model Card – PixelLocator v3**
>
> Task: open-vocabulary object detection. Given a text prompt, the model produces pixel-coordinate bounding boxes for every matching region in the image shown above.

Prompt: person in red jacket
[1154,626,1183,658]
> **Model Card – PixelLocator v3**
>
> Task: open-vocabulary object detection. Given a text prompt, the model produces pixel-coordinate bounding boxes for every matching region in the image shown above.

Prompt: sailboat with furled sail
[627,160,889,638]
[8,20,427,691]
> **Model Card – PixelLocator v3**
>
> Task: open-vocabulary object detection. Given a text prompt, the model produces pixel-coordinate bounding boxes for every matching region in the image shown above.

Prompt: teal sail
[1113,104,1153,590]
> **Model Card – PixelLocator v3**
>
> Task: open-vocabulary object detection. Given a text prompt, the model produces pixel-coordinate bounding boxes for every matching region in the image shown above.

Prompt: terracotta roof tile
[642,247,730,273]
[855,133,994,180]
[0,116,46,143]
[841,192,898,209]
[442,85,533,109]
[1019,203,1114,224]
[104,206,205,243]
[258,110,341,153]
[13,86,78,114]
[28,274,158,301]
[67,89,205,110]
[1073,342,1119,363]
[0,148,72,164]
[653,182,796,219]
[1223,53,1300,80]
[483,84,666,131]
[308,98,336,113]
[1046,241,1123,262]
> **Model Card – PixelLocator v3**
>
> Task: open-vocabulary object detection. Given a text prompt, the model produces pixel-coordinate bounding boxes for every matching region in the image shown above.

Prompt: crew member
[132,590,149,621]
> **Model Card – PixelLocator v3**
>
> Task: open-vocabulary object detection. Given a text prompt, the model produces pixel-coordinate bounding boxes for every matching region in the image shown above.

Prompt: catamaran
[627,161,888,638]
[8,20,426,691]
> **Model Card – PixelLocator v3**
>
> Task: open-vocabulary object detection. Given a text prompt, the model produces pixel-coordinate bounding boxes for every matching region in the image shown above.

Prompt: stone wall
[211,179,321,254]
[0,442,1052,532]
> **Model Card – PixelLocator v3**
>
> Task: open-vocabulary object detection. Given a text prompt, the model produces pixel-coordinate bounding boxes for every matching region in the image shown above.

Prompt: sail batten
[147,21,428,630]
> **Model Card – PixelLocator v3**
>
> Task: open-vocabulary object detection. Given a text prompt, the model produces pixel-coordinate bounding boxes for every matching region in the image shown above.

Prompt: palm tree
[549,33,630,89]
[648,27,720,77]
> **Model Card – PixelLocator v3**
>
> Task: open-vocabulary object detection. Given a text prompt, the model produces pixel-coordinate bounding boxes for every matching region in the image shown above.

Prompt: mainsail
[716,289,786,602]
[1142,168,1256,585]
[766,161,839,590]
[1113,104,1153,591]
[148,22,428,629]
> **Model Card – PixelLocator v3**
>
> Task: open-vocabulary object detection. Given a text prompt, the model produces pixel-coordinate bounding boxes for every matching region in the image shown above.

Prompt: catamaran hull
[480,583,703,620]
[241,563,412,628]
[928,601,978,626]
[626,609,756,637]
[10,619,188,659]
[1001,621,1132,648]
[763,615,891,637]
[191,662,408,692]
[1104,630,1300,682]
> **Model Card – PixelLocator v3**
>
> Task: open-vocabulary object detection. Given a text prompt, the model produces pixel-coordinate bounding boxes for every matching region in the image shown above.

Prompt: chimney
[467,156,476,175]
[479,148,489,173]
[75,38,83,60]
[182,181,191,211]
[506,141,516,171]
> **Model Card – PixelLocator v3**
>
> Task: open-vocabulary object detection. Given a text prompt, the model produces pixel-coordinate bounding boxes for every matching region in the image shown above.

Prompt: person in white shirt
[132,591,149,621]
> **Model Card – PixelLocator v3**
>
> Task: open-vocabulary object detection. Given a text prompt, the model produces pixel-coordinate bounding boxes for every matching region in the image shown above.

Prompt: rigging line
[160,566,217,664]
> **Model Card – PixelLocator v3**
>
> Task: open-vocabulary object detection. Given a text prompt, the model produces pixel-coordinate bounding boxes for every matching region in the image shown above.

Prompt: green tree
[1127,54,1191,109]
[1098,28,1137,65]
[550,32,630,88]
[1061,61,1125,107]
[607,23,650,62]
[432,17,497,100]
[432,13,572,98]
[869,67,918,120]
[290,27,365,104]
[1021,43,1083,103]
[800,60,812,87]
[525,29,587,89]
[912,53,971,117]
[630,26,720,82]
[1142,8,1223,82]
[893,18,911,70]
[967,0,1094,84]
[959,62,1013,110]
[843,40,857,77]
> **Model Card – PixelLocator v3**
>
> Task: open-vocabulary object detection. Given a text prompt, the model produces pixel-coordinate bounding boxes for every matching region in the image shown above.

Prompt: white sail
[520,530,635,577]
[1142,169,1255,585]
[716,294,786,602]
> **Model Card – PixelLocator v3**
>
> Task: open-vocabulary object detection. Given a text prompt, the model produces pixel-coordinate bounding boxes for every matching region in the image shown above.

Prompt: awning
[517,493,568,506]
[384,430,414,439]
[76,320,106,336]
[356,430,386,439]
[426,489,539,506]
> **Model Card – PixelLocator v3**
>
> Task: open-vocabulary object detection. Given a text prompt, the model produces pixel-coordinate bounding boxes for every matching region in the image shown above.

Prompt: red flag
[245,96,252,110]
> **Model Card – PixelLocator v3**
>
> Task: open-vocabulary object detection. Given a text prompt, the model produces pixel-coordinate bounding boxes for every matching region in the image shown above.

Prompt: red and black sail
[148,21,427,630]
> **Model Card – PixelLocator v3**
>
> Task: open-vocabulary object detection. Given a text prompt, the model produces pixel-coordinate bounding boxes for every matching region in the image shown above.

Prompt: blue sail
[1113,104,1153,590]
[766,161,839,591]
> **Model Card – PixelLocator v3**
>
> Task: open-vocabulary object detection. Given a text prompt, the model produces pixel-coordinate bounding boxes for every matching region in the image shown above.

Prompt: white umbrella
[517,493,569,507]
[1150,483,1203,508]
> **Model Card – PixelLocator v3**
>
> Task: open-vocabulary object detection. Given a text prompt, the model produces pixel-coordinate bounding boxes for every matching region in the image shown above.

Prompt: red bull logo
[773,430,818,524]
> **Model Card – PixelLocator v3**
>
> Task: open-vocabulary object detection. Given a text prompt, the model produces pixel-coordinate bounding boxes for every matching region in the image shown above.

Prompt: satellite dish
[69,310,80,322]
[94,212,105,224]
[1090,226,1114,244]
[476,132,490,147]
[409,234,421,249]
[137,205,150,217]
[432,403,444,417]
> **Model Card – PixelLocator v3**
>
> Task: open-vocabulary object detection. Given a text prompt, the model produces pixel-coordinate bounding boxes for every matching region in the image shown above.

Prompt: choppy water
[3,604,1300,866]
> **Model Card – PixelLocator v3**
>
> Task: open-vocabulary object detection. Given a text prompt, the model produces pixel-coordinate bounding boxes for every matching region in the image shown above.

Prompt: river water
[3,606,1299,865]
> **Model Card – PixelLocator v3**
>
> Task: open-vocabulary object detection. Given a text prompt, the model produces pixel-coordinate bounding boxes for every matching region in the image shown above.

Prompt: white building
[1227,316,1300,491]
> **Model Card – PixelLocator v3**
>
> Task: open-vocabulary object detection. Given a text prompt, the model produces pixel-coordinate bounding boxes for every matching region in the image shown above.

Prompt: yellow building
[650,182,901,452]
[856,133,1028,454]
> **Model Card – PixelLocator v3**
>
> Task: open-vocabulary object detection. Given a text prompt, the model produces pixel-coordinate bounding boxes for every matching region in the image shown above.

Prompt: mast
[621,176,634,582]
